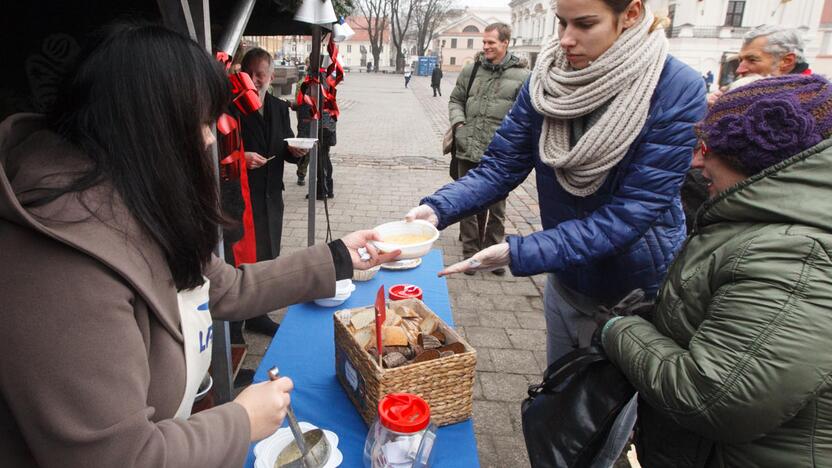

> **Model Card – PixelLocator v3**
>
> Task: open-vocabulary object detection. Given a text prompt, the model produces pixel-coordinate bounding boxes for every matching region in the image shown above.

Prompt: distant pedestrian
[404,65,412,88]
[703,70,713,91]
[431,65,443,96]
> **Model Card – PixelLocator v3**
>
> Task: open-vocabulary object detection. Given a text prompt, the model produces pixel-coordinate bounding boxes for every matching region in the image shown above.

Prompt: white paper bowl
[353,265,381,282]
[314,280,356,307]
[372,220,439,260]
[284,137,317,149]
[254,422,343,468]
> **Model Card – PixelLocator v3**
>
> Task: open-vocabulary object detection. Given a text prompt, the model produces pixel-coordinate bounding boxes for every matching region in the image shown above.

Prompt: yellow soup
[383,233,433,245]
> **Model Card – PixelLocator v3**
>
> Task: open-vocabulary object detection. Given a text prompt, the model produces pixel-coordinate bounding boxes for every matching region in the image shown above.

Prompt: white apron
[173,279,214,419]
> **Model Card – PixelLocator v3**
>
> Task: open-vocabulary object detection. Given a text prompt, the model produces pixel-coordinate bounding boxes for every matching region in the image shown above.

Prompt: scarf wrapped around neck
[530,9,668,196]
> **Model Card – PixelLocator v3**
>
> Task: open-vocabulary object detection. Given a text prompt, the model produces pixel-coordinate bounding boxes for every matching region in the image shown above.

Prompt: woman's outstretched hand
[404,205,439,227]
[438,242,511,277]
[341,230,401,269]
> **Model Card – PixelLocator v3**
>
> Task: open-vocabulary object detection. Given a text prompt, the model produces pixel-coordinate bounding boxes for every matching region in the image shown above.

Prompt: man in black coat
[230,47,307,338]
[431,64,443,97]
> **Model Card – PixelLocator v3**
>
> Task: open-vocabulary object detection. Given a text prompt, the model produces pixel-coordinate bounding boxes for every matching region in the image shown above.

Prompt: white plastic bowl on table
[314,279,356,307]
[371,220,440,260]
[284,137,317,149]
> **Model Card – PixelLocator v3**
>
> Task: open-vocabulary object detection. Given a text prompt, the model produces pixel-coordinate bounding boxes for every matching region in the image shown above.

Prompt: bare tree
[390,0,417,72]
[354,0,389,72]
[413,0,453,57]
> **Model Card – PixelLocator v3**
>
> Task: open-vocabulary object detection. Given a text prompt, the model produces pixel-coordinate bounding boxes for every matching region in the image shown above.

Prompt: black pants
[432,85,441,96]
[298,144,334,196]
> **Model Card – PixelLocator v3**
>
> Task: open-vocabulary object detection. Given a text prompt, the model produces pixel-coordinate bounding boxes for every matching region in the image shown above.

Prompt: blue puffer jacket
[422,56,706,301]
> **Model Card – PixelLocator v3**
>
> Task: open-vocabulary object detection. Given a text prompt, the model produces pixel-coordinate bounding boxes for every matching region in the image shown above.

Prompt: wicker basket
[333,298,476,427]
[352,265,380,282]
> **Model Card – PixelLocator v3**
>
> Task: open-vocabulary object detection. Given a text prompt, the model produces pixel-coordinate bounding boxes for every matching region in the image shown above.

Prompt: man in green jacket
[448,23,529,275]
[602,74,832,467]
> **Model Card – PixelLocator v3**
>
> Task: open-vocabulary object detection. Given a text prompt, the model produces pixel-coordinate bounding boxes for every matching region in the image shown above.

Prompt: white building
[652,0,826,84]
[510,0,830,79]
[509,0,555,67]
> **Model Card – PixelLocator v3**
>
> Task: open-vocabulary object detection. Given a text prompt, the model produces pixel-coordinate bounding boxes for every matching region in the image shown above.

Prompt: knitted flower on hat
[696,74,832,175]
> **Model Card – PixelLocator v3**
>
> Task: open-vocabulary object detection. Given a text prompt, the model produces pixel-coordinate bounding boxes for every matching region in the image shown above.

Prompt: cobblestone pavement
[240,72,636,467]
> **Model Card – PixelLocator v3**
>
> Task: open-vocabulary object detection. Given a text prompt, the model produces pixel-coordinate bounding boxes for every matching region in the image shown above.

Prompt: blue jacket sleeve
[421,80,536,229]
[507,66,707,277]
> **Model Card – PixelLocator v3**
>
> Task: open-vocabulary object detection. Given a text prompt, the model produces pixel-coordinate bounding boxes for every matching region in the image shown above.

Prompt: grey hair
[744,25,805,63]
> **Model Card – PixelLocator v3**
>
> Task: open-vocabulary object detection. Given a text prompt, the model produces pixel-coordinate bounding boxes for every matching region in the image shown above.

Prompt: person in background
[226,47,308,342]
[602,74,832,467]
[708,25,809,106]
[404,64,413,88]
[406,0,705,463]
[703,70,714,91]
[0,23,397,467]
[446,22,529,276]
[295,54,337,198]
[431,64,443,97]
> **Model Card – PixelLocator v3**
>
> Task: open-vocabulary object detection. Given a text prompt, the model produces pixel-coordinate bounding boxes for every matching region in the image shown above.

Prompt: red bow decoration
[229,72,262,115]
[296,75,322,121]
[295,36,346,122]
[215,51,232,71]
[214,50,262,266]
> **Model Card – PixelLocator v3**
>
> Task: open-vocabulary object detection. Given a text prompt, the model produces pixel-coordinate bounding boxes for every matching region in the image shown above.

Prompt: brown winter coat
[0,114,337,467]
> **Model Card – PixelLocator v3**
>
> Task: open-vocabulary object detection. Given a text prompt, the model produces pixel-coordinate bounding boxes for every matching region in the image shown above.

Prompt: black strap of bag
[449,61,480,180]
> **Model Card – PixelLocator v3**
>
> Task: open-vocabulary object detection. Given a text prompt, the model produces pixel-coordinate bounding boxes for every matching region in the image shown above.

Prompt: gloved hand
[404,204,439,227]
[438,243,510,277]
[577,289,654,349]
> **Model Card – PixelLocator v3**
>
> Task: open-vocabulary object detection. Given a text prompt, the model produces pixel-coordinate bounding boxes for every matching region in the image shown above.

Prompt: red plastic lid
[378,393,431,433]
[389,284,423,301]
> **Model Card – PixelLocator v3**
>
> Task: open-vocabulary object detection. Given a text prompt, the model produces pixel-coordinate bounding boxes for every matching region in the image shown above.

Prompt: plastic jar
[363,393,437,468]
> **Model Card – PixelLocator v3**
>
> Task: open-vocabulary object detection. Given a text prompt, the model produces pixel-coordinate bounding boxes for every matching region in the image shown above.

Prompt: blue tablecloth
[245,249,479,468]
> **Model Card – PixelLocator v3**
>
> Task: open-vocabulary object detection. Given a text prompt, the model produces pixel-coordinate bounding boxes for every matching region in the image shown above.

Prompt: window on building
[347,44,352,53]
[450,57,456,65]
[724,1,745,27]
[666,3,676,38]
[467,38,474,49]
[463,25,480,33]
[451,38,457,48]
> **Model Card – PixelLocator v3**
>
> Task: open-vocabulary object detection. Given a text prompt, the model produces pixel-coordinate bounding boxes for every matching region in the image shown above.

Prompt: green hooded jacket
[603,139,832,467]
[449,52,529,163]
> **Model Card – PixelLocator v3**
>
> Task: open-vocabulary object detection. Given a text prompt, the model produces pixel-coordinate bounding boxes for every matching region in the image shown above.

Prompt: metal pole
[210,0,256,404]
[307,26,323,247]
[216,0,257,57]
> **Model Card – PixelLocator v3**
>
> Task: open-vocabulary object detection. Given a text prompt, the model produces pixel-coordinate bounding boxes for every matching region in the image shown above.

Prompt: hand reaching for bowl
[439,242,510,277]
[341,230,401,269]
[404,204,438,227]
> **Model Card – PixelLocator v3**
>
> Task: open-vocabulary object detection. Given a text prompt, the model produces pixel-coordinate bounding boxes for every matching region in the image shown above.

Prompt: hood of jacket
[0,113,184,341]
[696,137,832,235]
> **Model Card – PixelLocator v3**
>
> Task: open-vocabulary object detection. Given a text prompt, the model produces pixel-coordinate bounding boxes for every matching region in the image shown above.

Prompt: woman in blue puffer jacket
[407,0,705,363]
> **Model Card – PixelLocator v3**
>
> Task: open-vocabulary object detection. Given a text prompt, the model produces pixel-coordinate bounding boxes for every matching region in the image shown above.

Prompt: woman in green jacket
[602,74,832,466]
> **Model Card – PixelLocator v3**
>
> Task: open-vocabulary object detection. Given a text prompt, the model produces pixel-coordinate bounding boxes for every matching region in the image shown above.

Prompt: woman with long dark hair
[0,23,395,467]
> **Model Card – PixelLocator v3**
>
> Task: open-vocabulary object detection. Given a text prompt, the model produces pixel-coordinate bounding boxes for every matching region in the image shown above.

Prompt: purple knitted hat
[695,74,832,175]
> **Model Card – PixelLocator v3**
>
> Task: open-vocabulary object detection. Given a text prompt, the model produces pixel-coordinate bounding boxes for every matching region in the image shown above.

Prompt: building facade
[510,0,829,81]
[509,0,555,68]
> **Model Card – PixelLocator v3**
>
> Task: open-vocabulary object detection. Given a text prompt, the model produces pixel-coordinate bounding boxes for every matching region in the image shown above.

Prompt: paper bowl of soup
[372,220,440,260]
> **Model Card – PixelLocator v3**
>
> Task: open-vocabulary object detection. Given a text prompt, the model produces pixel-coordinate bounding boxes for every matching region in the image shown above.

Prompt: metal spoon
[268,367,331,468]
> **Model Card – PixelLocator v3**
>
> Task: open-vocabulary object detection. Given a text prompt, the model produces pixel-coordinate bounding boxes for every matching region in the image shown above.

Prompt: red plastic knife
[375,285,385,367]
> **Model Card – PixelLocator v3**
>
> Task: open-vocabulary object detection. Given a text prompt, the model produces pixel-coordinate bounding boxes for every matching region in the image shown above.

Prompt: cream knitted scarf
[530,9,668,196]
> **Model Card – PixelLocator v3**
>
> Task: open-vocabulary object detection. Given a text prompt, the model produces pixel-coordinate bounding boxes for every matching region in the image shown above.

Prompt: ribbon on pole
[216,113,257,266]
